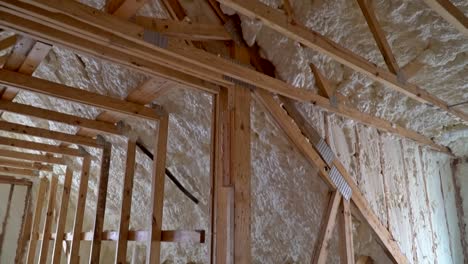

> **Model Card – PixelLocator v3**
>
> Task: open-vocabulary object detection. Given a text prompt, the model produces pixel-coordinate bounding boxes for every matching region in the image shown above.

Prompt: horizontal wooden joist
[0,120,100,148]
[0,100,120,135]
[0,166,38,177]
[0,148,66,165]
[0,157,53,171]
[0,135,85,156]
[0,69,163,121]
[135,17,232,41]
[0,0,451,153]
[215,0,468,123]
[35,230,205,243]
[0,174,33,186]
[0,34,16,51]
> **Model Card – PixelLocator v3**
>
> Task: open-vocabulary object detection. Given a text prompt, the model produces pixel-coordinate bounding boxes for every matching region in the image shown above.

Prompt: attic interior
[0,0,466,263]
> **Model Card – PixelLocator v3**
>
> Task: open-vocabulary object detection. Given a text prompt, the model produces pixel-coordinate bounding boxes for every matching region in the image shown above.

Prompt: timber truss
[0,0,466,263]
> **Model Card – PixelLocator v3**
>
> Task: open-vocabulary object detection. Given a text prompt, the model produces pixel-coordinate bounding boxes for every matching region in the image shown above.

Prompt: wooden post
[38,175,58,264]
[26,178,48,264]
[312,191,342,264]
[340,199,355,264]
[69,155,91,264]
[147,110,169,264]
[51,168,73,264]
[15,184,32,263]
[89,139,112,264]
[0,184,14,251]
[116,138,137,264]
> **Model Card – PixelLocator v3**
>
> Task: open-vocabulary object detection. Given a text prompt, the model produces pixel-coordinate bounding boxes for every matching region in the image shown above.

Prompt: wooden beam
[147,113,169,264]
[38,175,58,264]
[26,178,48,264]
[89,140,112,263]
[0,135,85,156]
[0,70,163,121]
[106,0,148,20]
[0,184,14,252]
[309,64,336,99]
[356,0,401,75]
[0,100,120,135]
[0,2,451,154]
[0,157,53,171]
[215,0,468,122]
[0,148,66,165]
[0,34,16,51]
[2,35,35,71]
[422,0,468,36]
[135,17,231,41]
[312,191,342,264]
[0,174,33,185]
[116,139,137,264]
[15,184,32,263]
[68,155,91,264]
[46,230,205,243]
[340,199,355,264]
[253,89,408,263]
[356,256,374,264]
[51,168,73,264]
[0,166,38,177]
[0,120,100,148]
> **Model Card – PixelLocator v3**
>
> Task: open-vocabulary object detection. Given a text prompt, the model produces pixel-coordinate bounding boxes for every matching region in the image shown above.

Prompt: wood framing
[356,0,401,75]
[15,184,32,263]
[147,113,169,264]
[0,174,33,185]
[0,120,100,147]
[340,199,355,264]
[26,178,48,264]
[106,0,148,19]
[89,139,112,263]
[116,138,137,264]
[0,148,66,165]
[313,191,343,263]
[0,34,16,51]
[51,168,73,264]
[69,155,91,264]
[135,17,232,41]
[0,70,163,121]
[38,175,58,264]
[0,157,53,171]
[0,0,451,154]
[0,135,85,156]
[215,0,468,122]
[0,166,38,177]
[0,100,120,135]
[422,0,468,36]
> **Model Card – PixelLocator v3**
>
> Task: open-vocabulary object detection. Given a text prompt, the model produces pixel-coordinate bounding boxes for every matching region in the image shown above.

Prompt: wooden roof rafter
[422,0,468,36]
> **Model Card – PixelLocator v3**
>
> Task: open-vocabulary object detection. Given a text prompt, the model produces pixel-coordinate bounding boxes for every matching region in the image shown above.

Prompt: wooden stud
[89,140,112,263]
[356,0,401,75]
[116,138,137,264]
[0,174,33,185]
[309,64,336,99]
[0,100,120,135]
[356,256,374,264]
[0,135,86,156]
[68,156,91,264]
[0,120,100,148]
[147,113,169,264]
[0,166,38,177]
[135,17,232,41]
[15,184,32,263]
[38,175,58,264]
[107,0,148,19]
[0,157,53,171]
[0,34,17,51]
[26,178,48,264]
[0,148,66,165]
[0,70,163,121]
[312,191,343,264]
[340,199,355,264]
[0,184,14,251]
[422,0,468,36]
[51,168,73,264]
